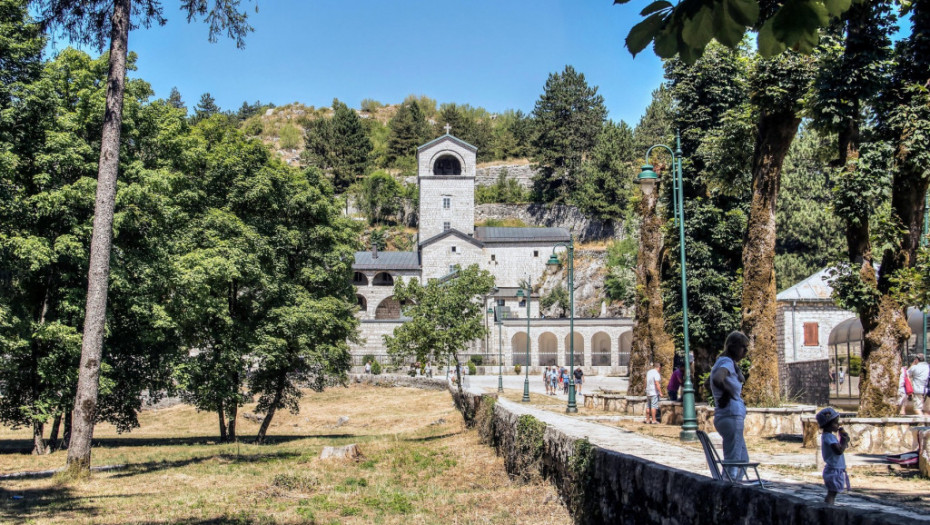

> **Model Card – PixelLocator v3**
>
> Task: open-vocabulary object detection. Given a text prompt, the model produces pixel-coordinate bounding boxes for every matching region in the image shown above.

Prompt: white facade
[350,133,632,374]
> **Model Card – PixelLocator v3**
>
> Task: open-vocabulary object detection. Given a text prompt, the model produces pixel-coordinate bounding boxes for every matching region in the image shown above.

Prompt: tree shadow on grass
[0,484,130,523]
[108,451,301,479]
[401,431,463,443]
[0,434,367,454]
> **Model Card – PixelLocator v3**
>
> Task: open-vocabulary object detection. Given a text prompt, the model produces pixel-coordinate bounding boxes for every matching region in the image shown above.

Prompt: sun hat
[816,407,841,428]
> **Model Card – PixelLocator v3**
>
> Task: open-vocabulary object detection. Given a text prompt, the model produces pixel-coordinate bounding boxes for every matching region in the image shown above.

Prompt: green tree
[491,109,535,160]
[531,65,607,203]
[32,0,258,474]
[353,171,403,226]
[435,103,493,161]
[384,264,495,402]
[573,120,636,221]
[192,92,220,123]
[302,99,372,191]
[618,0,857,62]
[167,86,184,110]
[386,100,431,169]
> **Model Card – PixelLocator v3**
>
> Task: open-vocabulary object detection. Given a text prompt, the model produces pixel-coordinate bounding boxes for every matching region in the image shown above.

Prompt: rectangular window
[519,299,527,308]
[451,246,457,253]
[533,250,539,257]
[491,254,496,262]
[443,221,451,231]
[803,322,819,346]
[442,197,451,209]
[497,299,505,307]
[449,265,456,274]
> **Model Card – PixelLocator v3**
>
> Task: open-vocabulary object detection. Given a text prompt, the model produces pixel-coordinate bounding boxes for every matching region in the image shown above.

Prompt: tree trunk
[630,185,674,396]
[48,412,62,452]
[62,409,72,449]
[226,403,237,441]
[740,109,801,407]
[217,402,228,442]
[66,0,131,476]
[32,421,47,455]
[256,385,284,445]
[858,296,910,416]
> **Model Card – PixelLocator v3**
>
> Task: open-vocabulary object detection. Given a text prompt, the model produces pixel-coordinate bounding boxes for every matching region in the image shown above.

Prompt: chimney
[371,243,378,259]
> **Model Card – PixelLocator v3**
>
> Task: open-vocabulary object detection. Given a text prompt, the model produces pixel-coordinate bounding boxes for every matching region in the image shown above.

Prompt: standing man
[667,364,684,402]
[365,360,372,374]
[573,367,584,395]
[908,355,929,415]
[645,361,662,424]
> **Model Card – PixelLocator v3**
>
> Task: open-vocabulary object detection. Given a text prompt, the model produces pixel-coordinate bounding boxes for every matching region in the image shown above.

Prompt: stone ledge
[802,415,930,454]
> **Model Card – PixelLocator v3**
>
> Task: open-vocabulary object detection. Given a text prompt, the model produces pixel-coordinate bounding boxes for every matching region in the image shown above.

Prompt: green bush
[469,355,483,366]
[371,361,382,375]
[848,356,861,377]
[541,285,568,315]
[467,361,477,376]
[279,123,301,149]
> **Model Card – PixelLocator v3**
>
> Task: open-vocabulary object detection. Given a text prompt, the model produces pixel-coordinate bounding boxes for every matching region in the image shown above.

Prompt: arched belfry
[416,132,477,242]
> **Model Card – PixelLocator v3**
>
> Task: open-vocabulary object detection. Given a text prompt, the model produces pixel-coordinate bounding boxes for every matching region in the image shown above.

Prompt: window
[442,197,451,209]
[533,250,539,257]
[803,322,819,346]
[449,265,456,274]
[519,300,527,307]
[443,222,451,231]
[491,254,496,262]
[451,246,457,253]
[497,299,505,306]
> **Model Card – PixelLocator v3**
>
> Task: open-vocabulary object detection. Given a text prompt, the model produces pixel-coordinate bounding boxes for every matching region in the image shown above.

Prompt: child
[816,407,850,505]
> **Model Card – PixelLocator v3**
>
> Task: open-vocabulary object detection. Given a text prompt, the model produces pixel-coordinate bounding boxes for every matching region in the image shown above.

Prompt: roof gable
[417,133,478,153]
[418,229,483,249]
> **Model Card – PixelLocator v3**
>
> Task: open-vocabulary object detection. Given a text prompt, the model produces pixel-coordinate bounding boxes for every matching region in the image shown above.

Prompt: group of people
[897,354,929,415]
[543,366,583,395]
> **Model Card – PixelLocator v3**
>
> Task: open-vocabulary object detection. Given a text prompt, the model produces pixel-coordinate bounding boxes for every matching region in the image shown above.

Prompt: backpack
[903,368,914,395]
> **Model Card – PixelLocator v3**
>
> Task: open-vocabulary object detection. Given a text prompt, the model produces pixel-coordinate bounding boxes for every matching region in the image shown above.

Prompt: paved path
[465,373,628,396]
[478,386,930,521]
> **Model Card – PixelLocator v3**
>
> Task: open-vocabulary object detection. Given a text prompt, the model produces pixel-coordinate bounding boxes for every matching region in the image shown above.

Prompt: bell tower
[416,131,478,242]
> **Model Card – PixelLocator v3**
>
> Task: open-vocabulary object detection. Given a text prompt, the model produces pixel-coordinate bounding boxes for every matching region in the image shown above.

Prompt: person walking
[645,361,662,424]
[908,355,929,415]
[898,364,913,415]
[667,364,684,402]
[573,367,584,395]
[710,331,751,481]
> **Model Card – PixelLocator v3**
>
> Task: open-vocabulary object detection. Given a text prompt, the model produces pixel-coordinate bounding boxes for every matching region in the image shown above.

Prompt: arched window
[375,296,402,319]
[538,332,558,366]
[432,154,462,175]
[564,332,584,366]
[373,272,394,286]
[356,294,367,313]
[591,332,611,366]
[511,332,529,366]
[353,272,368,286]
[618,331,633,367]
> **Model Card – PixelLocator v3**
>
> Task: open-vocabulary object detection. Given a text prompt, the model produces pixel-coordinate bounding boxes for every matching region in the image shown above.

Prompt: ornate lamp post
[547,236,577,413]
[636,130,697,442]
[516,284,532,402]
[488,306,504,392]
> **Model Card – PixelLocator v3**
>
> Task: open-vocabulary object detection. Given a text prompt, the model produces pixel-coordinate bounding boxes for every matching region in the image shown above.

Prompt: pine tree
[330,100,372,191]
[573,120,636,221]
[386,100,431,169]
[193,92,220,123]
[531,65,606,203]
[167,86,184,110]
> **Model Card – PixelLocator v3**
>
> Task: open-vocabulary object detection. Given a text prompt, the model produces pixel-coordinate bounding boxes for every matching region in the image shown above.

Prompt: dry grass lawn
[0,385,568,524]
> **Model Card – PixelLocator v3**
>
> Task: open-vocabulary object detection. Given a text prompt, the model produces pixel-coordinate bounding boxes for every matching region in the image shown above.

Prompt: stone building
[351,132,632,374]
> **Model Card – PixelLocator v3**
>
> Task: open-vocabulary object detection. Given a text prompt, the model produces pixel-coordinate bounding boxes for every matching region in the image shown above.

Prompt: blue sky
[48,0,666,126]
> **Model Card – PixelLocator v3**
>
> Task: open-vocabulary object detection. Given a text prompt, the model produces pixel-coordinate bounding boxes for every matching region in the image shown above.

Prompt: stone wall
[475,163,535,189]
[802,415,930,454]
[475,203,621,242]
[458,387,911,524]
[784,359,830,406]
[351,373,448,391]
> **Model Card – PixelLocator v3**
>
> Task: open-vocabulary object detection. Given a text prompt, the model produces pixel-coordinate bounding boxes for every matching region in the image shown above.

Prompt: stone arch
[375,296,401,319]
[429,150,466,175]
[511,332,529,366]
[618,331,632,367]
[564,332,584,366]
[538,332,558,366]
[352,272,368,286]
[591,331,611,366]
[372,272,394,286]
[356,294,367,313]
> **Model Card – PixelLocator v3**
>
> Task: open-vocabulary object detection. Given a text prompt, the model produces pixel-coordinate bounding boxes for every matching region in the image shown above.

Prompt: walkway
[486,390,930,521]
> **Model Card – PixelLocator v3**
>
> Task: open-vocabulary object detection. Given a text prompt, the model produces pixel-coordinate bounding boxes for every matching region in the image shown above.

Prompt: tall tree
[192,92,220,123]
[385,100,431,170]
[434,103,493,161]
[302,99,372,191]
[573,120,636,222]
[30,0,256,475]
[384,264,495,407]
[531,65,607,203]
[167,86,184,110]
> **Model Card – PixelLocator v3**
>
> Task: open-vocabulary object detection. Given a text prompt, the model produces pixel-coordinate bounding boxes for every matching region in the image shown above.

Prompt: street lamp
[516,284,532,402]
[547,236,578,413]
[488,306,504,392]
[636,129,697,442]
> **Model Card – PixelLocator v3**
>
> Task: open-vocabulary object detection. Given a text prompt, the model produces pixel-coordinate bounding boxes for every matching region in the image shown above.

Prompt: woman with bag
[898,365,914,415]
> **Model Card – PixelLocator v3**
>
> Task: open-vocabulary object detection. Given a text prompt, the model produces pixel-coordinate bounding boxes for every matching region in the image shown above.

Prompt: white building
[351,133,632,373]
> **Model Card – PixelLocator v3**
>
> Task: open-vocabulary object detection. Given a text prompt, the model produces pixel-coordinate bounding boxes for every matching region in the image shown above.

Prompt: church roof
[353,251,421,270]
[474,227,571,243]
[419,229,484,248]
[417,133,478,152]
[776,267,834,302]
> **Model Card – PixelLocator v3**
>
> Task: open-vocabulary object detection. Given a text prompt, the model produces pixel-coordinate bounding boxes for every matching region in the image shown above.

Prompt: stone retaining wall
[801,415,930,454]
[351,374,448,391]
[457,386,910,524]
[475,203,621,242]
